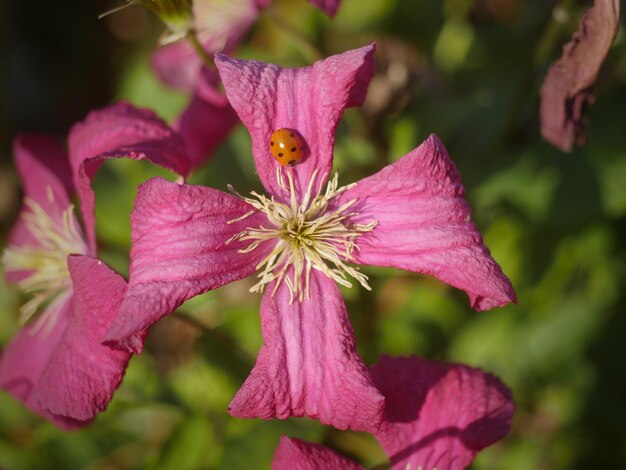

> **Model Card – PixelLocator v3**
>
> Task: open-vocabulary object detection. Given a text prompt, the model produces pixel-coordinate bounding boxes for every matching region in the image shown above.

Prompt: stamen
[226,171,377,303]
[2,197,87,326]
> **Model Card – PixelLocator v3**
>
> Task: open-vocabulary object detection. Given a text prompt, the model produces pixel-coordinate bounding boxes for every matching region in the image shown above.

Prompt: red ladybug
[269,129,303,166]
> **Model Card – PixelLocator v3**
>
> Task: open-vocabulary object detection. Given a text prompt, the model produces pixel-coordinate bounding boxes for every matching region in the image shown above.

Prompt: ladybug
[269,128,303,166]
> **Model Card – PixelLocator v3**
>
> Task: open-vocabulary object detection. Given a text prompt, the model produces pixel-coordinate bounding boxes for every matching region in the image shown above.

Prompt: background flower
[272,355,514,470]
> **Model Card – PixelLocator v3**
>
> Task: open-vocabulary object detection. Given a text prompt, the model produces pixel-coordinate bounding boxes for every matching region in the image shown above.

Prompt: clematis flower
[272,355,515,470]
[152,0,342,91]
[150,0,343,168]
[175,66,240,170]
[105,44,515,433]
[0,103,189,427]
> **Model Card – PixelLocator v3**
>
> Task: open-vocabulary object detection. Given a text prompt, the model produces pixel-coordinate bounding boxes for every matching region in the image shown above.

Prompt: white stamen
[2,195,87,326]
[226,170,377,303]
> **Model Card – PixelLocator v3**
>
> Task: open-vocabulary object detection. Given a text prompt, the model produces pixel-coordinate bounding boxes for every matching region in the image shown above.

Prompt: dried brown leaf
[539,0,620,152]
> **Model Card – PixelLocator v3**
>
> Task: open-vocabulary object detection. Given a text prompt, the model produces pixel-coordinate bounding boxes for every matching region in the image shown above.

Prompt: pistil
[226,169,377,303]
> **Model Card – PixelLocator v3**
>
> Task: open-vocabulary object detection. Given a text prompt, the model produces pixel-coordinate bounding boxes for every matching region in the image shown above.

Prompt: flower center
[2,191,87,328]
[226,169,377,303]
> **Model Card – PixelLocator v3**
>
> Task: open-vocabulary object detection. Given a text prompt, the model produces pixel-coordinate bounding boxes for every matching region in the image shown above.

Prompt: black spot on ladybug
[290,147,297,152]
[289,133,294,137]
[270,141,274,146]
[278,152,283,157]
[288,160,296,166]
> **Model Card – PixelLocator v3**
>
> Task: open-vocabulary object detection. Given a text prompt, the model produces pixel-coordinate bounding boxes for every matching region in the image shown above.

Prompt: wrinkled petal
[228,270,384,432]
[0,293,83,429]
[215,44,376,200]
[176,67,240,169]
[152,0,267,90]
[104,177,270,345]
[272,436,364,470]
[34,255,139,421]
[539,0,620,152]
[68,101,190,251]
[371,356,514,470]
[335,134,515,311]
[6,135,86,283]
[308,0,341,16]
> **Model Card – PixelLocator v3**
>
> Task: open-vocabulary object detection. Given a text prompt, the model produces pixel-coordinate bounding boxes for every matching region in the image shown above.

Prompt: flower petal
[272,436,364,470]
[175,68,240,169]
[0,294,83,429]
[6,135,85,283]
[336,134,515,311]
[104,177,270,345]
[307,0,341,16]
[215,44,376,200]
[152,0,266,91]
[12,134,72,217]
[34,255,139,421]
[68,101,190,251]
[371,356,514,470]
[228,270,384,432]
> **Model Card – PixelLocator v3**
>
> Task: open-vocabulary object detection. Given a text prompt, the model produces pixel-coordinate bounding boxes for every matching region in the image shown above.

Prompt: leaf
[539,0,620,152]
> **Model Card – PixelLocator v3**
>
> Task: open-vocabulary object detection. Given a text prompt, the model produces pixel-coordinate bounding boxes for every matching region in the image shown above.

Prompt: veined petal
[272,436,364,470]
[34,255,140,421]
[0,293,83,429]
[104,177,270,344]
[228,270,385,432]
[371,356,514,470]
[152,0,266,91]
[176,67,240,169]
[6,135,86,283]
[335,134,515,311]
[68,102,190,251]
[215,44,376,200]
[307,0,341,16]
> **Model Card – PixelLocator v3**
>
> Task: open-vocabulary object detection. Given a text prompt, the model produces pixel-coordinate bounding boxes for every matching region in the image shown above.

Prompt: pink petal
[371,356,514,470]
[228,270,384,432]
[151,0,267,91]
[272,436,364,470]
[12,134,72,216]
[335,134,515,311]
[6,135,87,283]
[33,256,138,421]
[67,101,190,251]
[0,294,84,429]
[215,44,376,200]
[175,67,240,169]
[104,177,270,345]
[307,0,341,16]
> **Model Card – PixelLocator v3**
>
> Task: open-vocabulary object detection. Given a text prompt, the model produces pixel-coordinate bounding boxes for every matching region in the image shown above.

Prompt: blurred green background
[1,0,626,468]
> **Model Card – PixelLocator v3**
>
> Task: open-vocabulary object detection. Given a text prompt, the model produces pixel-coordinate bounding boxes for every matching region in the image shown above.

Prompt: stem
[186,28,215,70]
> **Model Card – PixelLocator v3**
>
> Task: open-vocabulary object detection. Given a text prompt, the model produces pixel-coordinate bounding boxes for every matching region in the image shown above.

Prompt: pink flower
[175,67,240,170]
[0,103,189,427]
[272,355,514,470]
[151,0,343,168]
[152,0,341,91]
[105,45,515,432]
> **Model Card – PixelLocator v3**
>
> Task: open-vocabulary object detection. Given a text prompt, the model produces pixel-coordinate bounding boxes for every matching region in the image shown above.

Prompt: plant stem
[186,28,215,70]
